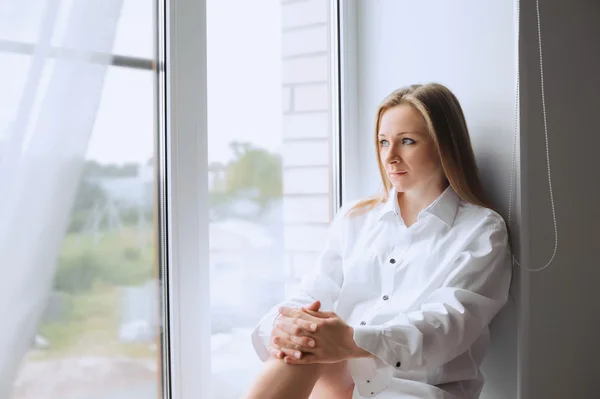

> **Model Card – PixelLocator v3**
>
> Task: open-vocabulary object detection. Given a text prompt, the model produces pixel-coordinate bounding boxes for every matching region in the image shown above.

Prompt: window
[2,0,341,397]
[4,1,163,398]
[206,0,337,396]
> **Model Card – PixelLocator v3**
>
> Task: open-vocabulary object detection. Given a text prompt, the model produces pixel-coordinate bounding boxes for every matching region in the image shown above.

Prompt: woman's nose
[384,147,400,164]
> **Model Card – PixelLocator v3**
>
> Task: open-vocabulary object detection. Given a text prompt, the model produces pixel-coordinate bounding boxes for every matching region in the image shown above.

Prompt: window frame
[0,39,154,70]
[158,0,209,398]
[162,0,346,397]
[336,0,361,204]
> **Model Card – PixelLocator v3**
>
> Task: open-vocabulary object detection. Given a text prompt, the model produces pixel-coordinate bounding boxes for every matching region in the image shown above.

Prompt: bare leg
[244,358,323,399]
[310,360,354,399]
[244,358,354,399]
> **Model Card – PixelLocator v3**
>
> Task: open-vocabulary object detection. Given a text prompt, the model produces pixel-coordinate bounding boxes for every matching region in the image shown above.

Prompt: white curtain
[0,0,123,396]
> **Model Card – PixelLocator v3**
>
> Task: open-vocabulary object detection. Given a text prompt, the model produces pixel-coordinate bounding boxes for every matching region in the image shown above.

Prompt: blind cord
[508,0,558,272]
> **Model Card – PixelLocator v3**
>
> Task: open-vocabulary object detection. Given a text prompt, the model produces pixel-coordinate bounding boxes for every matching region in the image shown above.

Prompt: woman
[246,83,511,399]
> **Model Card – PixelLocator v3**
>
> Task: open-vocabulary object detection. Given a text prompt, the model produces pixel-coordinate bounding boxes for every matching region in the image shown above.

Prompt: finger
[273,325,314,345]
[279,345,303,360]
[279,307,320,323]
[287,333,315,349]
[273,335,314,353]
[268,345,284,359]
[290,334,316,349]
[283,353,318,365]
[303,300,321,312]
[302,308,335,319]
[276,317,318,335]
[271,325,290,339]
[271,328,291,343]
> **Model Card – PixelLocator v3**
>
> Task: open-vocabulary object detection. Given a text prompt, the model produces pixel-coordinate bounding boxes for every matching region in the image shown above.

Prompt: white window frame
[336,0,361,204]
[158,0,209,398]
[161,0,348,397]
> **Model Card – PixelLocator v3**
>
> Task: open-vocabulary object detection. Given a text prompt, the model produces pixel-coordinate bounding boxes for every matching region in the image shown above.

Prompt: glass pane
[51,0,153,58]
[0,53,30,142]
[3,1,162,399]
[10,67,160,399]
[111,0,154,59]
[207,0,333,397]
[0,0,46,43]
[0,0,152,60]
[11,70,160,399]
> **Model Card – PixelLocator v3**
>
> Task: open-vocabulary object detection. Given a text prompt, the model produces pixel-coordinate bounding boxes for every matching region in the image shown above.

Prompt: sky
[0,0,283,165]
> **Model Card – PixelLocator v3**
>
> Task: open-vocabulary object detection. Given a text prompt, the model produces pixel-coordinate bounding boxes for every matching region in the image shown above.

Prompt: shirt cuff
[251,312,282,362]
[353,325,382,357]
[353,315,417,371]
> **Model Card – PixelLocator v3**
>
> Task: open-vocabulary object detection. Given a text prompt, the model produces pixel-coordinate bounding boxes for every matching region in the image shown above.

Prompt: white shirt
[251,186,512,399]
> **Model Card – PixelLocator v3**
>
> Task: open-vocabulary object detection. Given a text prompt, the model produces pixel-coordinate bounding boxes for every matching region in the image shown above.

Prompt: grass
[30,227,159,360]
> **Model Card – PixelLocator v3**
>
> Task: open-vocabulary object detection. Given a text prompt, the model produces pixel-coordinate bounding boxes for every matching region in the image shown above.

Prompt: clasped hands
[268,300,370,365]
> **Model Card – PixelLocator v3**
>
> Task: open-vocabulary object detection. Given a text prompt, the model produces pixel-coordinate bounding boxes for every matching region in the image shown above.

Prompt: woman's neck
[396,181,449,225]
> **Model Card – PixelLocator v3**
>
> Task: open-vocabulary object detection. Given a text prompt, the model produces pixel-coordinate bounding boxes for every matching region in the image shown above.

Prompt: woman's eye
[379,139,390,147]
[402,138,416,145]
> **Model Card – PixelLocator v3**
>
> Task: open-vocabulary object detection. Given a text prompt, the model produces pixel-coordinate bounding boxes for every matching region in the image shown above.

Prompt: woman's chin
[390,181,411,193]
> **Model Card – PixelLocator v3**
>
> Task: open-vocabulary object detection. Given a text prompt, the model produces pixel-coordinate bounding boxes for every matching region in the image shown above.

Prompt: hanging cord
[508,0,558,272]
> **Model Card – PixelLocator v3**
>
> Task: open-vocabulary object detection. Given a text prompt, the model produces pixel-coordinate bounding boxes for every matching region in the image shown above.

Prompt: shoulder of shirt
[455,199,508,233]
[332,197,379,222]
[334,199,362,219]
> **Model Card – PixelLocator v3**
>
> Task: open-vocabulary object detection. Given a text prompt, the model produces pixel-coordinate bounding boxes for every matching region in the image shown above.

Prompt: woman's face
[378,104,444,195]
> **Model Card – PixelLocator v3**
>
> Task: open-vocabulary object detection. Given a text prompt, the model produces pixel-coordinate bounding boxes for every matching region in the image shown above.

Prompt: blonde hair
[348,83,492,216]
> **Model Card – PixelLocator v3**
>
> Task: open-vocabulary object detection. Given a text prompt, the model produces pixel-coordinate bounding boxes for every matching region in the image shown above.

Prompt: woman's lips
[390,171,408,176]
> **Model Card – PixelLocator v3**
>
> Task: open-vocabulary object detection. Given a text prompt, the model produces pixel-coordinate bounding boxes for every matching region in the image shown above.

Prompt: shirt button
[396,361,401,368]
[367,380,370,383]
[382,295,389,300]
[360,321,366,325]
[389,258,396,264]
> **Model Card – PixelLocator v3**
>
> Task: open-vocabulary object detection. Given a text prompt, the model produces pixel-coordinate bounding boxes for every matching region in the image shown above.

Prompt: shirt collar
[379,185,461,227]
[378,189,400,220]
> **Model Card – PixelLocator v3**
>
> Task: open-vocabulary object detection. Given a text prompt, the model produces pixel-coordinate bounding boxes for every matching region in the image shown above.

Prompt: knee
[319,361,351,382]
[264,357,325,375]
[311,361,354,399]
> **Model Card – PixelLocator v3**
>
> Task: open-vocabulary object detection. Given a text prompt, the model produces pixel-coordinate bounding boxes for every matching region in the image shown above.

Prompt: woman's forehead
[379,105,427,134]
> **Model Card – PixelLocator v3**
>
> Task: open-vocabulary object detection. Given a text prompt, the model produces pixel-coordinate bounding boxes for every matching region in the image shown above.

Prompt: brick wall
[280,0,332,292]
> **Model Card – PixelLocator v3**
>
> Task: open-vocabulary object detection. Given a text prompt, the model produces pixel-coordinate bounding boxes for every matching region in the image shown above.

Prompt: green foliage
[67,180,108,233]
[58,142,281,293]
[223,141,282,207]
[120,207,153,226]
[53,230,154,294]
[40,230,155,355]
[38,159,160,356]
[37,286,122,355]
[83,160,139,178]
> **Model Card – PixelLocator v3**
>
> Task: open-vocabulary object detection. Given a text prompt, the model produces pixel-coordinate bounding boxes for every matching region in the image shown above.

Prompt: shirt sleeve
[352,215,512,372]
[251,204,348,361]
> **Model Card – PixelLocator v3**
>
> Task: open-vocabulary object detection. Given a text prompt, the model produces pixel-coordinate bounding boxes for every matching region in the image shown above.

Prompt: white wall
[352,1,518,397]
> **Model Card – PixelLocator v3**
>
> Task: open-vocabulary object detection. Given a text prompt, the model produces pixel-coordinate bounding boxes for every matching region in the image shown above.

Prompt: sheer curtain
[0,0,123,396]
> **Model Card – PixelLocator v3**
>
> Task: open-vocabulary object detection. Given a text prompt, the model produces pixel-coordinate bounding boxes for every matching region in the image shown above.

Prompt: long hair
[348,83,492,215]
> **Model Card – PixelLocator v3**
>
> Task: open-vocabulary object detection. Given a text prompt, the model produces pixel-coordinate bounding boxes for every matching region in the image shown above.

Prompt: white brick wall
[293,83,329,112]
[283,55,328,84]
[281,0,332,284]
[282,26,328,57]
[283,112,329,139]
[283,195,330,223]
[282,0,328,28]
[284,224,329,252]
[282,87,292,113]
[282,140,329,167]
[283,167,330,195]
